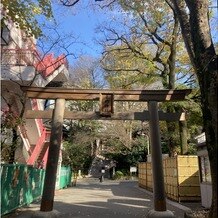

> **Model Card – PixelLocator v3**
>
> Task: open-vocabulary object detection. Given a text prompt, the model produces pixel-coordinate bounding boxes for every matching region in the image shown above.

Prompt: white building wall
[200,183,212,208]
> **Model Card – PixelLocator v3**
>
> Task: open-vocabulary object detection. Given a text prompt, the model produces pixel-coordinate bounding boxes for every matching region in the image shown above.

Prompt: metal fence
[1,164,72,215]
[1,164,45,215]
[59,166,72,189]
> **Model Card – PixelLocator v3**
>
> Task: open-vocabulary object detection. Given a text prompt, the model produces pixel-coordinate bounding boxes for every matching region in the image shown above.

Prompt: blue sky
[42,1,217,65]
[48,1,111,63]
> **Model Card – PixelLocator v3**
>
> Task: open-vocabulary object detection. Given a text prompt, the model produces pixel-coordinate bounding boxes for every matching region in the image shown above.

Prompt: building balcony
[1,48,42,67]
[1,48,69,86]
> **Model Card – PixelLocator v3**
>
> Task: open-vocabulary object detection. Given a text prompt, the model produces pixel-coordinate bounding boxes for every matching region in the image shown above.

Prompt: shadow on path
[3,178,191,218]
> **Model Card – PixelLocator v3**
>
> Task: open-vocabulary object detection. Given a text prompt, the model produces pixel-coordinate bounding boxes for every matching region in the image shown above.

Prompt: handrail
[45,131,51,142]
[27,128,46,165]
[36,53,68,78]
[42,144,49,169]
[1,48,68,78]
[17,125,31,155]
[31,99,44,135]
[1,48,43,67]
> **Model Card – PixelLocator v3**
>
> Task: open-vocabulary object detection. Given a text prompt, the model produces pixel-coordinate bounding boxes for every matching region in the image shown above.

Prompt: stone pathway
[4,178,201,218]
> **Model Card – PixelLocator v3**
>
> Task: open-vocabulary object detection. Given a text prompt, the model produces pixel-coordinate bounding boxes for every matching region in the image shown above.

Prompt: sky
[40,0,218,66]
[48,1,114,64]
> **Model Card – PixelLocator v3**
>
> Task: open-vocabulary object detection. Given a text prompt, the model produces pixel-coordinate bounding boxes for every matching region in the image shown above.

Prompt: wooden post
[147,101,174,217]
[40,98,65,211]
[148,101,166,211]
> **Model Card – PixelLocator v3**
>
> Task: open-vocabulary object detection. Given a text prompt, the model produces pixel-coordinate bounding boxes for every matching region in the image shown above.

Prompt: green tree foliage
[1,108,23,163]
[62,56,105,174]
[99,0,200,156]
[62,141,92,175]
[101,45,157,89]
[62,117,102,176]
[1,0,53,38]
[99,0,189,88]
[104,135,148,174]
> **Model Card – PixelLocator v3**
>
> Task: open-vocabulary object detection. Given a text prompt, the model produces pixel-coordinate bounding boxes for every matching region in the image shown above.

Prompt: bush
[113,170,124,180]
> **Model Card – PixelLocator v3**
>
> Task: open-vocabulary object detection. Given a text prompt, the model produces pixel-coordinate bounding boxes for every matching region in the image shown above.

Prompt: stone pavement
[4,178,202,218]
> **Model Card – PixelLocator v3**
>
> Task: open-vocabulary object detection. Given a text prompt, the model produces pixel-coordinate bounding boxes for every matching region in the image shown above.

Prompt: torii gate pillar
[147,101,175,217]
[40,98,65,211]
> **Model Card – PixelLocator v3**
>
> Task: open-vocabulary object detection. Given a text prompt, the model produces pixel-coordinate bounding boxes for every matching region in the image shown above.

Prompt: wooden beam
[21,86,191,102]
[24,110,186,121]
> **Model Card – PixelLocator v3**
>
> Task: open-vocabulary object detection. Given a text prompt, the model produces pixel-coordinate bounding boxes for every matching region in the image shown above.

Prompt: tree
[62,141,93,181]
[1,105,23,163]
[104,138,148,174]
[1,0,53,38]
[167,0,217,216]
[98,0,198,155]
[62,56,105,178]
[101,44,158,89]
[67,56,106,89]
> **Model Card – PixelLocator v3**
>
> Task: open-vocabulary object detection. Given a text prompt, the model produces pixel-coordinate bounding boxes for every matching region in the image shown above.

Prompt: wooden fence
[138,155,201,202]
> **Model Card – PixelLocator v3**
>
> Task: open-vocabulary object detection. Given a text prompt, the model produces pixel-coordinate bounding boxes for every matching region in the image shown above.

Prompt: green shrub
[113,170,124,180]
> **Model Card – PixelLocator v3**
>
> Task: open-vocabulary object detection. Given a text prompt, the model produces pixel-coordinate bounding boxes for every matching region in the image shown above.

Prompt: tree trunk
[188,2,217,216]
[171,0,217,216]
[166,103,179,156]
[72,171,78,186]
[198,57,217,218]
[165,13,183,156]
[197,56,217,218]
[166,121,178,156]
[168,12,179,89]
[9,128,18,164]
[179,120,188,154]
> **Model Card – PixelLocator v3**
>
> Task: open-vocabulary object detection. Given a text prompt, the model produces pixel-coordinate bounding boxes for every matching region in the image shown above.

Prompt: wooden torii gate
[21,86,191,217]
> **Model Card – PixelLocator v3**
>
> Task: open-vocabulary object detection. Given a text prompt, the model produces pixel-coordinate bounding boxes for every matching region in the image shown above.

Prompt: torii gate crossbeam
[21,86,191,217]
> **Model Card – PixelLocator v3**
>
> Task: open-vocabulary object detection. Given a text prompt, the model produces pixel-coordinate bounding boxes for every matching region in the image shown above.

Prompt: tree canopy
[1,0,53,38]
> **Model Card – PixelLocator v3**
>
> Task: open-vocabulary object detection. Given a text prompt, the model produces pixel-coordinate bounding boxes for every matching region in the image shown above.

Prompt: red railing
[31,99,44,134]
[27,127,46,165]
[18,125,31,155]
[1,48,42,67]
[36,131,51,169]
[45,130,51,142]
[1,48,68,78]
[26,99,47,165]
[36,53,68,78]
[42,142,49,169]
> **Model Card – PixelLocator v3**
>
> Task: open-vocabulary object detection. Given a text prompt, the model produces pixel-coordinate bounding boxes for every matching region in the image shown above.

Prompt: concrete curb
[147,209,175,217]
[30,210,60,218]
[136,185,191,212]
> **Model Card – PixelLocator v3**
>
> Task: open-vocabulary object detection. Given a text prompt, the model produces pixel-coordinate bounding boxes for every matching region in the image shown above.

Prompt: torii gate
[21,86,191,217]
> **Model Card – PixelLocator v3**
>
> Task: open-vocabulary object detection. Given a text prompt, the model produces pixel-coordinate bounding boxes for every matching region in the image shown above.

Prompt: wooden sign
[99,93,114,117]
